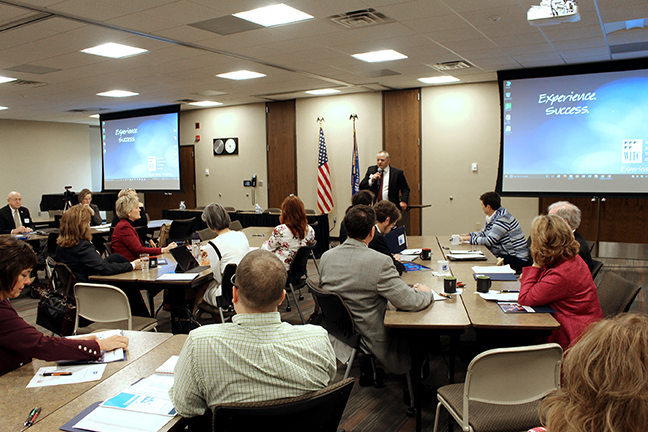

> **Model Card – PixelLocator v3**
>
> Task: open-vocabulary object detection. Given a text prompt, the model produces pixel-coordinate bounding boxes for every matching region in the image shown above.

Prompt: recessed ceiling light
[81,43,148,59]
[89,114,100,118]
[418,76,460,84]
[189,101,223,107]
[352,49,407,63]
[97,90,139,97]
[0,76,16,84]
[234,4,313,27]
[217,70,266,80]
[0,106,8,110]
[305,89,341,95]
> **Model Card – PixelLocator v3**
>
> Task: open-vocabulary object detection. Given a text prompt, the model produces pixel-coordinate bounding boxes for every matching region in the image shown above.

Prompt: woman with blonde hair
[518,214,602,349]
[77,188,102,226]
[262,195,315,270]
[530,313,648,432]
[55,205,149,316]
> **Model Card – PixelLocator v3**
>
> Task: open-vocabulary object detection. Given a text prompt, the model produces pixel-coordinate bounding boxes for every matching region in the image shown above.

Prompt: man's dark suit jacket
[0,205,34,234]
[574,230,594,272]
[369,229,405,275]
[359,165,410,206]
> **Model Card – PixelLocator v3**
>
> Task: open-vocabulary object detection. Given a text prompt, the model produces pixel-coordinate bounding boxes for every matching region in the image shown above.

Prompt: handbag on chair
[36,264,77,336]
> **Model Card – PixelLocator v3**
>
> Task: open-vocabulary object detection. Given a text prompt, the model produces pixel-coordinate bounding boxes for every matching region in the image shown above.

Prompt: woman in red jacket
[111,194,177,261]
[519,214,603,349]
[0,236,128,376]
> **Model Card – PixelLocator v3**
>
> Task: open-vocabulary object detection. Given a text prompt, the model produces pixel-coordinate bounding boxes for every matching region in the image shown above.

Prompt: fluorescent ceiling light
[217,70,266,80]
[418,76,460,84]
[234,4,313,27]
[306,89,341,95]
[189,101,223,107]
[89,114,100,118]
[97,90,139,97]
[0,106,8,110]
[352,49,407,63]
[0,76,17,84]
[81,43,148,58]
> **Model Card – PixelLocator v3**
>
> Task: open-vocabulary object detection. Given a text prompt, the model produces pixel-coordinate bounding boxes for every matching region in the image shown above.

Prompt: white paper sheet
[129,375,176,399]
[401,248,422,255]
[471,264,515,274]
[449,250,484,255]
[27,364,106,388]
[398,254,418,262]
[73,406,172,432]
[478,291,519,302]
[156,273,198,281]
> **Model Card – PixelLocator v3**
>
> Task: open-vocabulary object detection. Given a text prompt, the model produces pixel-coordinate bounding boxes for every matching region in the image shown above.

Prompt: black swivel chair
[284,246,316,324]
[168,218,196,243]
[596,271,642,317]
[196,264,237,323]
[212,378,354,432]
[590,259,604,280]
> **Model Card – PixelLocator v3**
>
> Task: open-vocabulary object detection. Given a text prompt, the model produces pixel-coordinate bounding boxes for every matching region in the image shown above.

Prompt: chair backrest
[229,220,243,231]
[264,208,281,214]
[198,227,217,241]
[218,263,237,308]
[47,232,59,257]
[591,259,604,279]
[212,378,354,432]
[287,246,315,284]
[104,241,113,255]
[74,283,132,332]
[305,208,317,215]
[224,206,236,212]
[464,343,562,412]
[49,263,77,299]
[169,218,196,242]
[306,280,361,351]
[596,271,642,317]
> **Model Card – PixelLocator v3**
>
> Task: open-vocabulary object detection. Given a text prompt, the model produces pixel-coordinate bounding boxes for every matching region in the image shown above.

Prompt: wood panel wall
[383,89,421,235]
[145,145,196,219]
[266,100,297,208]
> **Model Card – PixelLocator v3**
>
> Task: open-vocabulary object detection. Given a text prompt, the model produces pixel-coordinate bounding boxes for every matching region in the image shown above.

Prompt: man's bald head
[548,201,581,230]
[7,192,22,210]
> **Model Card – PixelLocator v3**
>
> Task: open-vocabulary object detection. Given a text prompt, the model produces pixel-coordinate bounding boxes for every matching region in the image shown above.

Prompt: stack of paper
[447,250,486,261]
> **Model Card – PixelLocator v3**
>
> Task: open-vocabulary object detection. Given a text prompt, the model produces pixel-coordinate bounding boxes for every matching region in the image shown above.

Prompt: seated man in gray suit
[320,204,433,386]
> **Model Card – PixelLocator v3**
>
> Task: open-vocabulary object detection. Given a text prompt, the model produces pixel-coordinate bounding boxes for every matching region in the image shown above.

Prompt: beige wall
[0,119,92,218]
[421,82,538,236]
[296,93,383,236]
[179,104,268,211]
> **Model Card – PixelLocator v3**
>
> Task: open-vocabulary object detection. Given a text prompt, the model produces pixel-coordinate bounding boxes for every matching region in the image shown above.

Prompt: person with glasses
[369,200,405,275]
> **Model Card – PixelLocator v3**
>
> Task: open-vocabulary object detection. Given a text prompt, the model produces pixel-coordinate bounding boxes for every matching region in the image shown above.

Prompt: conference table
[384,235,559,432]
[2,331,188,432]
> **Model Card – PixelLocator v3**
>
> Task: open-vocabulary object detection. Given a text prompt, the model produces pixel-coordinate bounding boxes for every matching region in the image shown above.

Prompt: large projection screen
[497,59,648,197]
[101,105,181,192]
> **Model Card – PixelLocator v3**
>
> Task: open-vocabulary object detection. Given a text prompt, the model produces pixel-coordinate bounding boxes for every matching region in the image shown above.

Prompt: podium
[401,204,431,236]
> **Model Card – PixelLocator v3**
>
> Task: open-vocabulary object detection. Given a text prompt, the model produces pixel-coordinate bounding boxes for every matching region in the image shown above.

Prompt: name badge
[24,218,30,223]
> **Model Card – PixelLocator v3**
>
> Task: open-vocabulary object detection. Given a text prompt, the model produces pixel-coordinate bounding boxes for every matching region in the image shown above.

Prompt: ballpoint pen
[501,290,520,293]
[24,407,41,427]
[42,371,73,376]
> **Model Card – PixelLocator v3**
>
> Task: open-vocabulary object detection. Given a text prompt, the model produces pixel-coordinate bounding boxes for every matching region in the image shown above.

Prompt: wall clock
[213,137,238,156]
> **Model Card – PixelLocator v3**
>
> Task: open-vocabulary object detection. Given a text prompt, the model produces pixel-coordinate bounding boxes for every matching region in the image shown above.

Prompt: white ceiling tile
[46,0,133,20]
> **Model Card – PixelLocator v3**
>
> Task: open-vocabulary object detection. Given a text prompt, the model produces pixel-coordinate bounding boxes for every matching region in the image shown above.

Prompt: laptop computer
[170,245,209,273]
[384,225,407,255]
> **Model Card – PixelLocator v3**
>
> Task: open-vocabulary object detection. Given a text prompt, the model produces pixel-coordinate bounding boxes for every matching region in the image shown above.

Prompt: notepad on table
[156,355,179,375]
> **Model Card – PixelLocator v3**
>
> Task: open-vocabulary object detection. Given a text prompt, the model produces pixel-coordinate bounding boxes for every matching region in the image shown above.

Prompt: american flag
[351,123,360,195]
[317,126,334,214]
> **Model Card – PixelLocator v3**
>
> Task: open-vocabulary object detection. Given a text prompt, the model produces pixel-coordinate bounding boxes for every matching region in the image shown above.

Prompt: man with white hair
[360,151,410,212]
[0,192,34,235]
[548,201,594,272]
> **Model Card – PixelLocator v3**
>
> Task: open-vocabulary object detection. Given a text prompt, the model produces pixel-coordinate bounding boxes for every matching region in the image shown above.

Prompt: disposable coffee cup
[437,260,449,274]
[451,234,461,245]
[420,248,431,260]
[476,275,492,293]
[444,276,457,294]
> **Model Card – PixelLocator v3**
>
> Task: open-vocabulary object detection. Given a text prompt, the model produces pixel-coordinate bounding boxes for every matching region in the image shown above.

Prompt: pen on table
[500,290,520,293]
[42,371,73,376]
[437,292,451,298]
[24,407,41,427]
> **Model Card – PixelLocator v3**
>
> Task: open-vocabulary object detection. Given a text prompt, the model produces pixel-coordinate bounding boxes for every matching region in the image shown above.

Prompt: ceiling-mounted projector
[527,0,580,26]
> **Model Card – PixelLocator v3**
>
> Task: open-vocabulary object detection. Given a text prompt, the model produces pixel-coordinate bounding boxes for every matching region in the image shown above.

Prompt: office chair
[264,208,282,215]
[432,343,563,432]
[212,378,354,432]
[596,271,642,317]
[590,259,603,280]
[196,264,237,324]
[284,246,316,324]
[198,227,217,241]
[168,218,196,243]
[74,283,158,334]
[229,220,243,231]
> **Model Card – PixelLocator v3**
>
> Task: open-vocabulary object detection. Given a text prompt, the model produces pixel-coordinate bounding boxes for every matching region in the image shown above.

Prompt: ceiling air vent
[430,61,473,71]
[66,108,108,113]
[10,79,47,88]
[329,9,393,29]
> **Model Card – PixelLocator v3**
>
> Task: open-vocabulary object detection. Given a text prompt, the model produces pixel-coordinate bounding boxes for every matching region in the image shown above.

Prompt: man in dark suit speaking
[359,151,410,212]
[0,191,34,235]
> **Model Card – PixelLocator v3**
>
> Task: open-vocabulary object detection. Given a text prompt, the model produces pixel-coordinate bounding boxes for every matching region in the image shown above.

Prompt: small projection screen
[497,59,648,197]
[100,105,181,192]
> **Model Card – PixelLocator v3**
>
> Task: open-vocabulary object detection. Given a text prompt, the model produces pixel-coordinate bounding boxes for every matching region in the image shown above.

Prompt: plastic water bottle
[255,204,262,214]
[179,201,186,211]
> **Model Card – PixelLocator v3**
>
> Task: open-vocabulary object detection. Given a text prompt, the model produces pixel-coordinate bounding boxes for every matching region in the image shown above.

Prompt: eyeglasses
[231,274,236,287]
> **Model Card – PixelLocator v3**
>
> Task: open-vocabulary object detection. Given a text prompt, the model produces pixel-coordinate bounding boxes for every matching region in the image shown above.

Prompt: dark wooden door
[383,88,421,235]
[145,145,196,220]
[266,100,297,208]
